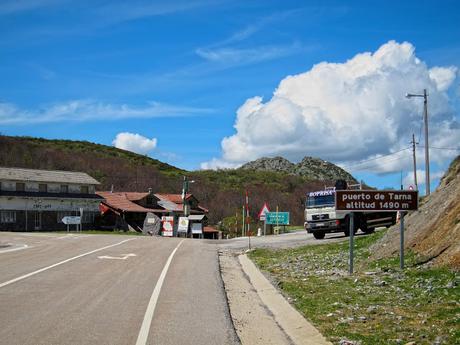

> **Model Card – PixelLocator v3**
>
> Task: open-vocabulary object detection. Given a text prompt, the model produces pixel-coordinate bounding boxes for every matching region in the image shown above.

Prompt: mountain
[0,135,356,226]
[371,155,460,270]
[241,156,356,182]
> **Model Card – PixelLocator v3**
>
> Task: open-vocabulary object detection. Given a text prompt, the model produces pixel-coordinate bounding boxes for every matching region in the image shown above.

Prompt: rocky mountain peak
[240,156,294,173]
[240,155,356,182]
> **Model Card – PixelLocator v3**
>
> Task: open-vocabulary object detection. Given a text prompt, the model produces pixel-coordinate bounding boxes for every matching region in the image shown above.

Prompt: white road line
[0,238,136,289]
[0,244,29,254]
[136,240,185,345]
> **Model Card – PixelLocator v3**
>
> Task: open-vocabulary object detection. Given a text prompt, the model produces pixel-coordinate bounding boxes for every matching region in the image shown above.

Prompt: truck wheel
[313,231,325,239]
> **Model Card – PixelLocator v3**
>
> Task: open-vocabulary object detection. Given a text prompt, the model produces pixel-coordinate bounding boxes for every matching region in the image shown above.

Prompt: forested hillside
[0,136,354,225]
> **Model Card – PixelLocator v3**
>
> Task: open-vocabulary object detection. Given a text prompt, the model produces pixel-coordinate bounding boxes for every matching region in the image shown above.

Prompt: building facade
[0,167,102,231]
[97,190,209,236]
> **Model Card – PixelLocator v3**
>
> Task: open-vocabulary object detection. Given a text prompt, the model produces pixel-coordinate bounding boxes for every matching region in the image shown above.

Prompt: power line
[419,145,460,151]
[341,147,411,169]
[349,153,412,172]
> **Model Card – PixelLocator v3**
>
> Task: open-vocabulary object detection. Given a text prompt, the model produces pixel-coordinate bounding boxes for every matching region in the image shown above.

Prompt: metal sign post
[349,213,354,274]
[335,190,418,273]
[400,212,405,269]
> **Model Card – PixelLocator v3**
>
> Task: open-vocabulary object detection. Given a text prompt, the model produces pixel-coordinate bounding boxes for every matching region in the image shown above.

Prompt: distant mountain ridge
[240,156,356,182]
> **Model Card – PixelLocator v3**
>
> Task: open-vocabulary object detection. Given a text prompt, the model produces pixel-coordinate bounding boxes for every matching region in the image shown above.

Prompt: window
[1,211,16,223]
[80,186,89,194]
[306,194,335,208]
[60,185,68,193]
[39,184,47,193]
[16,182,25,192]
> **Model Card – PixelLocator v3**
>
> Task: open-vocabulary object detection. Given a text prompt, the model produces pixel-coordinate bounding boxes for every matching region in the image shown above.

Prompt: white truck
[304,186,397,239]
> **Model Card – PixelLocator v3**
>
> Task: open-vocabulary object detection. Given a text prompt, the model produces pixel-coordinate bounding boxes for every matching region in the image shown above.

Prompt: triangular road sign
[258,203,270,220]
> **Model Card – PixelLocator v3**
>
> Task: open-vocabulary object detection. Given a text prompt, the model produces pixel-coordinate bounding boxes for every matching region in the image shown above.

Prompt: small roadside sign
[161,216,174,237]
[335,190,418,212]
[62,216,81,225]
[177,217,189,233]
[266,212,290,225]
[258,203,270,221]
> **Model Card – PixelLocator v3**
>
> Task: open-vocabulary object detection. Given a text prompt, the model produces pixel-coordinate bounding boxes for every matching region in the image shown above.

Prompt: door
[34,211,42,230]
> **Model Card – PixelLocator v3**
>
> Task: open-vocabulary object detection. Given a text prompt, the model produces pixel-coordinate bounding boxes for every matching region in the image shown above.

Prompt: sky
[1,0,459,193]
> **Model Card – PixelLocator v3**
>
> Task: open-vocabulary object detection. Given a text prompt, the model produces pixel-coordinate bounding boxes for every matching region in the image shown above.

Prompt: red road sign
[258,203,270,221]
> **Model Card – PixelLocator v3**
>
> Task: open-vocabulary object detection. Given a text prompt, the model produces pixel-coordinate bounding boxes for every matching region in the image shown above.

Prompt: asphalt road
[214,229,358,250]
[0,232,239,345]
[0,230,356,345]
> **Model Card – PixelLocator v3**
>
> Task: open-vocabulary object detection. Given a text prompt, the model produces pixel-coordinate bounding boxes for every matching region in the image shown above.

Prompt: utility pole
[406,89,430,195]
[242,205,245,237]
[411,133,418,190]
[423,89,430,195]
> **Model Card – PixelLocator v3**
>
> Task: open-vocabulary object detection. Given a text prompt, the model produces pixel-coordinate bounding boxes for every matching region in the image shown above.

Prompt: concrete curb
[239,254,332,345]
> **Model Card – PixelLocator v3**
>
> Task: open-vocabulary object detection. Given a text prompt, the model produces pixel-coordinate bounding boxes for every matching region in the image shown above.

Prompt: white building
[0,167,102,231]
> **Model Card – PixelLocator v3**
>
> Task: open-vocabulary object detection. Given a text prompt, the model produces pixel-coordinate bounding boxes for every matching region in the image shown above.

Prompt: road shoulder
[220,250,332,345]
[219,250,293,345]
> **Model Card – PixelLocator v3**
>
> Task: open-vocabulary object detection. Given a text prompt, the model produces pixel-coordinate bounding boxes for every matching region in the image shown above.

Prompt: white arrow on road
[98,253,137,260]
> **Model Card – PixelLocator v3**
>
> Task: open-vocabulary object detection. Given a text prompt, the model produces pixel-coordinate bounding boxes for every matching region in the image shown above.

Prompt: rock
[240,156,356,181]
[142,212,161,235]
[373,279,387,286]
[433,336,443,344]
[339,339,361,345]
[364,271,377,275]
[446,280,456,288]
[366,305,378,313]
[240,156,294,173]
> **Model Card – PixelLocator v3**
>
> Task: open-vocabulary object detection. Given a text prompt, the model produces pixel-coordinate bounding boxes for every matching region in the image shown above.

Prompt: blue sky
[1,0,459,193]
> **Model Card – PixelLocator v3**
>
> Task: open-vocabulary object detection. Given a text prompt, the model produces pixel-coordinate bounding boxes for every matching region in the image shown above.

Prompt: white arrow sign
[98,253,137,260]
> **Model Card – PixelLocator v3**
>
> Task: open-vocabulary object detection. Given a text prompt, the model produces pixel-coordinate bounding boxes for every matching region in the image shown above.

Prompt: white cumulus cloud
[112,132,157,155]
[202,41,459,173]
[403,169,445,188]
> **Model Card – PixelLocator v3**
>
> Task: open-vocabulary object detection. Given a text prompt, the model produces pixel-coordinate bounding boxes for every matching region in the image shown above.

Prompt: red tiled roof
[97,191,208,214]
[155,193,191,204]
[97,191,155,213]
[203,226,219,233]
[124,192,149,201]
[155,193,208,213]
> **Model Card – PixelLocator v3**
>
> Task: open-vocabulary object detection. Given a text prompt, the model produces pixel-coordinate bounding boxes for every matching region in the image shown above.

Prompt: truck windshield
[306,195,335,208]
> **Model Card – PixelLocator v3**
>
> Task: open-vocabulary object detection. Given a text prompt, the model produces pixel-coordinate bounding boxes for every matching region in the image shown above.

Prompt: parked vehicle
[304,184,397,239]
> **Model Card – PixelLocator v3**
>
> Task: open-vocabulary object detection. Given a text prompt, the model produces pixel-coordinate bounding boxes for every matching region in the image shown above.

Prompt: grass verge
[249,230,459,345]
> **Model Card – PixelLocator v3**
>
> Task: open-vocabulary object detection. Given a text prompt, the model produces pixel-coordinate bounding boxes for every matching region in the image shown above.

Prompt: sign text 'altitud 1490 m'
[335,190,418,211]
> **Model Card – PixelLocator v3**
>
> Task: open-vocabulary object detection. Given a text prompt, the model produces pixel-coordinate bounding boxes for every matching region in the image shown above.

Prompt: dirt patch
[371,156,460,270]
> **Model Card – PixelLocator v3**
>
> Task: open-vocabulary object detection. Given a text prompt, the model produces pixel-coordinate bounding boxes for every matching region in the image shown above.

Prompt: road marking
[55,234,92,240]
[136,240,184,345]
[98,253,137,260]
[12,233,60,238]
[0,238,136,289]
[0,244,29,254]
